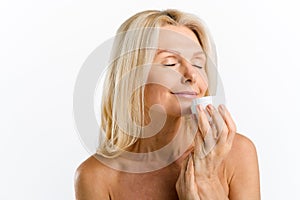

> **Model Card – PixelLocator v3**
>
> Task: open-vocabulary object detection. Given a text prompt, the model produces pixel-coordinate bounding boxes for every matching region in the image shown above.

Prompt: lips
[171,91,198,98]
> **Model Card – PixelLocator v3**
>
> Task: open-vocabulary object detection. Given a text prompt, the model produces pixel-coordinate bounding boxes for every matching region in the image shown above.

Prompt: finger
[186,157,200,199]
[194,131,206,165]
[218,104,236,144]
[207,104,226,138]
[196,104,211,139]
[186,156,194,186]
[180,155,190,180]
[218,104,236,132]
[197,104,221,153]
[206,104,229,147]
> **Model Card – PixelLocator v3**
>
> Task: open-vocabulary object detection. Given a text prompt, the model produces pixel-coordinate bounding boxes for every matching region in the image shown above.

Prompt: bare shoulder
[225,133,261,200]
[225,133,259,172]
[74,155,112,200]
[231,133,258,158]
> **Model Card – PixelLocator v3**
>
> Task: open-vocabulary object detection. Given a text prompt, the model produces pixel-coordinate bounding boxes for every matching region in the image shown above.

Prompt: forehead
[157,25,204,57]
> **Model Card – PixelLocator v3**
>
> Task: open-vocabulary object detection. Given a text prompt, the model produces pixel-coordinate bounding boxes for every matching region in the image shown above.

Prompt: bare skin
[75,133,260,200]
[74,25,260,199]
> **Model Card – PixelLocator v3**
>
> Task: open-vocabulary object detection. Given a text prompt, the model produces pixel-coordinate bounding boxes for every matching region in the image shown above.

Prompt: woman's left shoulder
[224,132,260,186]
[231,133,258,157]
[223,134,261,199]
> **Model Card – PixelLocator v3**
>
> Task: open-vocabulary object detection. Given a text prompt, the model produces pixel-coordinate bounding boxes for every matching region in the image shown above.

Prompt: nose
[180,59,196,84]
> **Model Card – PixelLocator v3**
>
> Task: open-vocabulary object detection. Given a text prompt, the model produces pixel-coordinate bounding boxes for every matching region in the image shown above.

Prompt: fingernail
[197,104,204,112]
[207,104,214,111]
[219,104,225,113]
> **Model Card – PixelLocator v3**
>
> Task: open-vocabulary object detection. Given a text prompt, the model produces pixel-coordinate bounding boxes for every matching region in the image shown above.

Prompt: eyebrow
[156,49,180,56]
[193,51,206,57]
[156,49,205,57]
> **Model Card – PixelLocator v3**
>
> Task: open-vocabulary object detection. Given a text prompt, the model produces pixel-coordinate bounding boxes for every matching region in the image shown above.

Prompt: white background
[1,0,299,199]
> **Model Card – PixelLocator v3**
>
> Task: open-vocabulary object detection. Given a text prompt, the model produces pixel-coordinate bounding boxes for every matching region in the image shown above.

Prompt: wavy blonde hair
[97,9,217,158]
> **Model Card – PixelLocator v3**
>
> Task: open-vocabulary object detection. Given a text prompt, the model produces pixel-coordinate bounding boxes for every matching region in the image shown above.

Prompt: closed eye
[193,64,203,69]
[163,63,177,67]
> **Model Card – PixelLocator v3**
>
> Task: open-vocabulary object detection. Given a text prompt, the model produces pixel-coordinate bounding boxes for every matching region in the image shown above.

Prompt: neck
[132,115,182,153]
[122,111,197,171]
[129,109,196,154]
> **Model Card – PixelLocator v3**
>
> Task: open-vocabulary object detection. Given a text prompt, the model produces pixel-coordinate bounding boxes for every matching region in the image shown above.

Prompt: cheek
[147,67,180,90]
[146,86,190,118]
[196,70,209,94]
[144,84,169,105]
[144,84,180,112]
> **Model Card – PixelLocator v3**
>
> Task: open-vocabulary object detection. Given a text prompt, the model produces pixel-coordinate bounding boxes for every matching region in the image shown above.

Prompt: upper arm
[74,158,110,200]
[227,134,261,200]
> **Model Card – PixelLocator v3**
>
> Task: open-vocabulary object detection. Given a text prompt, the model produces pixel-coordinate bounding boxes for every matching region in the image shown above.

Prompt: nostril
[185,78,192,83]
[182,73,196,84]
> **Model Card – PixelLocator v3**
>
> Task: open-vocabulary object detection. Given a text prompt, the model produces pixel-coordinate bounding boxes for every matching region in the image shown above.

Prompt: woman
[75,9,260,199]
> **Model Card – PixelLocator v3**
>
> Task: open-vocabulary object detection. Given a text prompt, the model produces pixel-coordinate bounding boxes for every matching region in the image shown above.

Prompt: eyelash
[163,63,177,67]
[163,63,203,69]
[193,64,203,69]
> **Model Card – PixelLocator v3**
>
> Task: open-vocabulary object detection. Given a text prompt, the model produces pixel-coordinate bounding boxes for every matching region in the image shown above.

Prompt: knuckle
[219,128,228,138]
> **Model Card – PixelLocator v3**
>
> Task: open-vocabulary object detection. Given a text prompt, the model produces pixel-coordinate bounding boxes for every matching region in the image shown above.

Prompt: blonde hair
[97,9,217,158]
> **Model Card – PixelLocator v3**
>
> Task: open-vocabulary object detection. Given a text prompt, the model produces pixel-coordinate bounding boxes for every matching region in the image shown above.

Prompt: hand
[176,104,236,199]
[194,105,236,181]
[176,155,200,200]
[193,104,236,181]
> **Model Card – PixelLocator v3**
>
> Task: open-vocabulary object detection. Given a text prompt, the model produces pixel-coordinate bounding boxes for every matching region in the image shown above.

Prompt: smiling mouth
[171,91,198,98]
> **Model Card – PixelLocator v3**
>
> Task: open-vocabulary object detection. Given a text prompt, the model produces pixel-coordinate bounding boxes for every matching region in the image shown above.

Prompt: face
[144,25,208,117]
